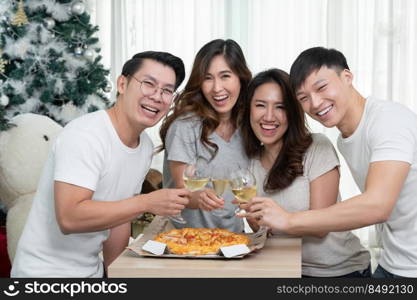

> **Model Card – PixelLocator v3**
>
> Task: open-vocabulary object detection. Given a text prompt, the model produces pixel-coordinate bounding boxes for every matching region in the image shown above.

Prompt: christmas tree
[0,0,111,131]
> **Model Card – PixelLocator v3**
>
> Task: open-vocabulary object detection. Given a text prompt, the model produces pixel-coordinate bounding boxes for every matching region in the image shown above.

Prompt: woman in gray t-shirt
[239,69,370,277]
[159,39,252,232]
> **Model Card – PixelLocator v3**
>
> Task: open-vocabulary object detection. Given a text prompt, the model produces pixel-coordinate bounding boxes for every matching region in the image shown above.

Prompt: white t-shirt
[338,97,417,277]
[11,110,153,277]
[251,134,370,276]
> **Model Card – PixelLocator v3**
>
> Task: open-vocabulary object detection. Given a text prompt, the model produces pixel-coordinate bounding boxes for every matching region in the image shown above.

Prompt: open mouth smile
[317,105,333,116]
[260,123,279,130]
[141,104,160,115]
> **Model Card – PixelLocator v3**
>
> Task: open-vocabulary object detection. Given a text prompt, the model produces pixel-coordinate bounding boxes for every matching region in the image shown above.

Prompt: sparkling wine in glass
[230,168,269,236]
[169,158,209,224]
[210,167,230,217]
[184,177,210,191]
[230,168,257,216]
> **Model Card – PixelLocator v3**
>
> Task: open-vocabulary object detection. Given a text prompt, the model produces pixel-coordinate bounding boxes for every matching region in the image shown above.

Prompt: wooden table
[108,235,301,278]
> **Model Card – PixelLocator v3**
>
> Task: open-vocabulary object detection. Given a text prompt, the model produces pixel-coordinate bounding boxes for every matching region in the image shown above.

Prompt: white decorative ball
[74,47,83,56]
[43,17,55,30]
[0,94,9,106]
[71,1,85,15]
[83,48,94,61]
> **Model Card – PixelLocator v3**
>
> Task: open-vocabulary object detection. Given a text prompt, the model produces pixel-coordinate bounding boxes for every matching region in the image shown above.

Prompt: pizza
[154,228,250,255]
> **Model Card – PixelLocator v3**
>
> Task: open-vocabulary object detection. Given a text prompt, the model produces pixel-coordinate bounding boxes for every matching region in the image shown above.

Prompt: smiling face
[250,82,288,149]
[295,66,353,128]
[117,58,176,130]
[201,55,241,118]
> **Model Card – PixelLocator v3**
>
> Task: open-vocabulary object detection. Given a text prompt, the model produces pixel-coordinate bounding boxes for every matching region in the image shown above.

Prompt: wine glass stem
[235,207,246,216]
[169,213,186,224]
[257,225,269,235]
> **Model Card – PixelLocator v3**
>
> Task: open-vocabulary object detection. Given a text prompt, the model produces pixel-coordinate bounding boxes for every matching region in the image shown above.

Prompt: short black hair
[121,51,185,89]
[290,47,349,92]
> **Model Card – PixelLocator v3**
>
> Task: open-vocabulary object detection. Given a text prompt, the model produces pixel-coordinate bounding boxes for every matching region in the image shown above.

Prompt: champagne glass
[210,167,230,217]
[230,168,268,236]
[169,158,210,224]
[183,157,210,192]
[230,168,257,216]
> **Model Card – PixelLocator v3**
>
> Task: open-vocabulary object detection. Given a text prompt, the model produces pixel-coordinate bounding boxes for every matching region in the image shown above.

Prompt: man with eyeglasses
[12,51,190,277]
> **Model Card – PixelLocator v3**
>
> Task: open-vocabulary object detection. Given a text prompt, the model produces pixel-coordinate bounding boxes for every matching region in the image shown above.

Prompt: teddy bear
[0,113,62,262]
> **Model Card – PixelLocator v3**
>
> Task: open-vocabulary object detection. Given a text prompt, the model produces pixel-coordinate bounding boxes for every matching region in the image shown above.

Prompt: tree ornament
[0,94,9,107]
[11,0,29,27]
[83,48,94,61]
[0,50,8,73]
[71,1,86,15]
[74,46,83,56]
[43,17,55,30]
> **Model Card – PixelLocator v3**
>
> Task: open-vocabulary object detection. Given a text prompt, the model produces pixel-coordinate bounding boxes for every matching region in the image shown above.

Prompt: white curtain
[88,0,417,249]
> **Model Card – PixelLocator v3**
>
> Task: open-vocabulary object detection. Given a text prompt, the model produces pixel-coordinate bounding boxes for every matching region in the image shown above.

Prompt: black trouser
[372,265,406,278]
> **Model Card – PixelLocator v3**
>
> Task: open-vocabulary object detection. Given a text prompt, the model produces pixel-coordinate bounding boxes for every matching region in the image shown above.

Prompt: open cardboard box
[127,216,267,259]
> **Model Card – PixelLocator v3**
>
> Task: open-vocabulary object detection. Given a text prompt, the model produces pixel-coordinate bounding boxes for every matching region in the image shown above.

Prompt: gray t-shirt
[163,115,247,232]
[251,133,370,277]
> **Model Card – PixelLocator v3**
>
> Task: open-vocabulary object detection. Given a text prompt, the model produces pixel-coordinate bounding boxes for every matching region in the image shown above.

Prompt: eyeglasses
[129,75,176,103]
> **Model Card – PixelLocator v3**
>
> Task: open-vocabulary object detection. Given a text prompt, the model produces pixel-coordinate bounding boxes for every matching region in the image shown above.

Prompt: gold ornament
[0,49,8,73]
[11,0,29,27]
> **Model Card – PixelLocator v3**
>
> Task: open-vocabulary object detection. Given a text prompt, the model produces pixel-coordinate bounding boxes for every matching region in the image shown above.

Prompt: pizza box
[127,216,267,259]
